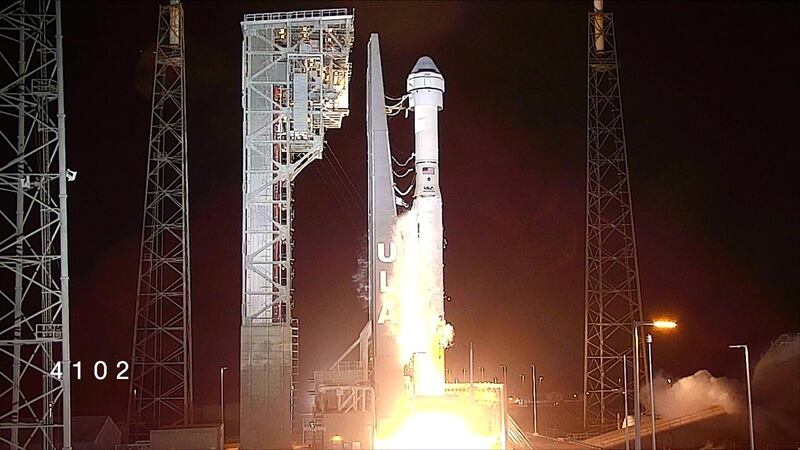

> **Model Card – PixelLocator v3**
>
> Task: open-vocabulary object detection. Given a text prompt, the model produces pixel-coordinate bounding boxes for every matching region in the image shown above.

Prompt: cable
[325,141,365,209]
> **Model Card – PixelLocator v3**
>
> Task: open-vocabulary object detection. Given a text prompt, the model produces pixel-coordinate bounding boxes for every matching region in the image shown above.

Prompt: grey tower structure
[583,0,647,430]
[239,10,353,449]
[0,1,73,449]
[126,0,193,442]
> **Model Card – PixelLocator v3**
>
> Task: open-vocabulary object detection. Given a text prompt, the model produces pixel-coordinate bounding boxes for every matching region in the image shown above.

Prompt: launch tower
[127,0,193,442]
[583,0,647,431]
[239,9,353,449]
[0,1,73,448]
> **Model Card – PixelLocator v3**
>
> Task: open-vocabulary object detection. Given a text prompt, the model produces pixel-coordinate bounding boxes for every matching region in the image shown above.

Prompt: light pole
[530,364,539,435]
[646,334,656,450]
[632,320,676,450]
[220,367,228,442]
[622,355,629,450]
[499,364,508,391]
[480,367,485,382]
[730,344,755,450]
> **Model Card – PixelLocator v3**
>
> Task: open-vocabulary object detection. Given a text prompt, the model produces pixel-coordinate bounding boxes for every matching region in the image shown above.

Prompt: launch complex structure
[0,1,652,449]
[237,9,507,448]
[234,3,649,448]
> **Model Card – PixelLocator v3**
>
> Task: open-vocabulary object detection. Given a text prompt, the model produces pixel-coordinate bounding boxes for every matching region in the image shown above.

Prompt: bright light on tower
[652,320,677,329]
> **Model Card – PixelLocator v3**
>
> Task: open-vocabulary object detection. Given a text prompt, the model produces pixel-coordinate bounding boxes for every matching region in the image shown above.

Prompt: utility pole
[730,344,755,450]
[530,365,539,435]
[499,364,508,393]
[647,334,656,450]
[220,367,228,445]
[633,325,642,450]
[622,356,629,450]
[127,0,193,442]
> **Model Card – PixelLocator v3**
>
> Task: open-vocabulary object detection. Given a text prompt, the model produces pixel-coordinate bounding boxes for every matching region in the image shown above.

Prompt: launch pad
[235,7,502,448]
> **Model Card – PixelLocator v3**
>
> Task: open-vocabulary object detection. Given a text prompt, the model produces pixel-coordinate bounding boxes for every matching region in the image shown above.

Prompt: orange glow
[375,397,500,450]
[653,320,677,329]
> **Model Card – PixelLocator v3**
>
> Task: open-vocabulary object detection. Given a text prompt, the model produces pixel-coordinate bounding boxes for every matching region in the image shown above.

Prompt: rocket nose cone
[411,56,440,74]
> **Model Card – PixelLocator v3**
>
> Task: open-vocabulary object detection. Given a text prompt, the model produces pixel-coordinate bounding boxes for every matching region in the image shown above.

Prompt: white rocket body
[407,57,446,397]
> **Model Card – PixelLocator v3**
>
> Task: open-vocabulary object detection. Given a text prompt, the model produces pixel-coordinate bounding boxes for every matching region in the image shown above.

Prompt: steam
[752,334,799,443]
[382,206,454,364]
[353,255,369,310]
[642,370,744,420]
[640,334,799,446]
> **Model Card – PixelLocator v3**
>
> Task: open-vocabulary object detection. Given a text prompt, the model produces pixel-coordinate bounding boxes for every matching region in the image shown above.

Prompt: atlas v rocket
[407,56,447,398]
[367,33,447,426]
[408,56,445,322]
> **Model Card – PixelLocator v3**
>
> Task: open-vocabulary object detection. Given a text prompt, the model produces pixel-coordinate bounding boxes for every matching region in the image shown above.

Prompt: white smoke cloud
[382,206,454,364]
[642,370,744,420]
[640,334,799,447]
[752,333,799,444]
[353,254,369,310]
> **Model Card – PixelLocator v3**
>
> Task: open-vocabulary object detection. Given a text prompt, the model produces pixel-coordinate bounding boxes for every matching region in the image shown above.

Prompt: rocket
[407,57,446,397]
[368,39,449,427]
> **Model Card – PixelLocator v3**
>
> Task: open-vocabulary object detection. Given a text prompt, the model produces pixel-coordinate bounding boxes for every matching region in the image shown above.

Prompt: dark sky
[62,0,798,428]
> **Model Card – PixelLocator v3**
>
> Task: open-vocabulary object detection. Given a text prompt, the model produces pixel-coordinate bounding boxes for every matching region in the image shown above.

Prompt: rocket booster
[408,56,444,317]
[407,57,446,396]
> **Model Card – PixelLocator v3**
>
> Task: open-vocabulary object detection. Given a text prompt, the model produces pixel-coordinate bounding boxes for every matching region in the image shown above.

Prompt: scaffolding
[239,9,353,449]
[0,1,72,448]
[583,2,647,431]
[126,0,192,443]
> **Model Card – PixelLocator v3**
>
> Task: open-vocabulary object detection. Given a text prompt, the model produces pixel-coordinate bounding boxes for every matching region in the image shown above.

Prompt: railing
[331,360,362,372]
[115,443,149,450]
[244,9,350,23]
[506,416,533,450]
[582,405,727,447]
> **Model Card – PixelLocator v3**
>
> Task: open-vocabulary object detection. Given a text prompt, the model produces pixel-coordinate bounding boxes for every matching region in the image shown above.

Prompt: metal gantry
[240,9,353,449]
[126,0,192,443]
[0,1,72,449]
[583,2,647,431]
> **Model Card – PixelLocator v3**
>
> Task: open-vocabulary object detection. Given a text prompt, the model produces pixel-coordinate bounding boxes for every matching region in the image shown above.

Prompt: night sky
[62,1,798,431]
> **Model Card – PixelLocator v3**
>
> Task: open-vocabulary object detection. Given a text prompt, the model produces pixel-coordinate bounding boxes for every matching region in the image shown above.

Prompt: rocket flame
[375,399,500,449]
[381,207,453,365]
[375,208,497,449]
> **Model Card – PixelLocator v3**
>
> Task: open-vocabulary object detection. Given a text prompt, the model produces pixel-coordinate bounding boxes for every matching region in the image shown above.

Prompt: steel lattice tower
[126,0,192,442]
[240,10,353,449]
[0,1,72,449]
[583,1,647,431]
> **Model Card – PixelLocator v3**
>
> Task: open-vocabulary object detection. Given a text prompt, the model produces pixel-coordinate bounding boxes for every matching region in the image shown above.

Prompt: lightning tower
[239,9,353,449]
[583,0,646,431]
[126,0,192,442]
[0,1,73,449]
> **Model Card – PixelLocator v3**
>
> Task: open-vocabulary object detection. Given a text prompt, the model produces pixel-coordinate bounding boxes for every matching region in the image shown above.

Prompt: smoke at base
[643,370,744,420]
[375,207,496,449]
[381,206,453,365]
[642,333,799,446]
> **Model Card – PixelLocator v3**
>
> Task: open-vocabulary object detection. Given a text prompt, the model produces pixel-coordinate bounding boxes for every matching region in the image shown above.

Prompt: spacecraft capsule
[407,57,444,200]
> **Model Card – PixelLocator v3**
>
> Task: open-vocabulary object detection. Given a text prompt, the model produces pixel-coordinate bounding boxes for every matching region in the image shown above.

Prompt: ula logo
[377,241,395,324]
